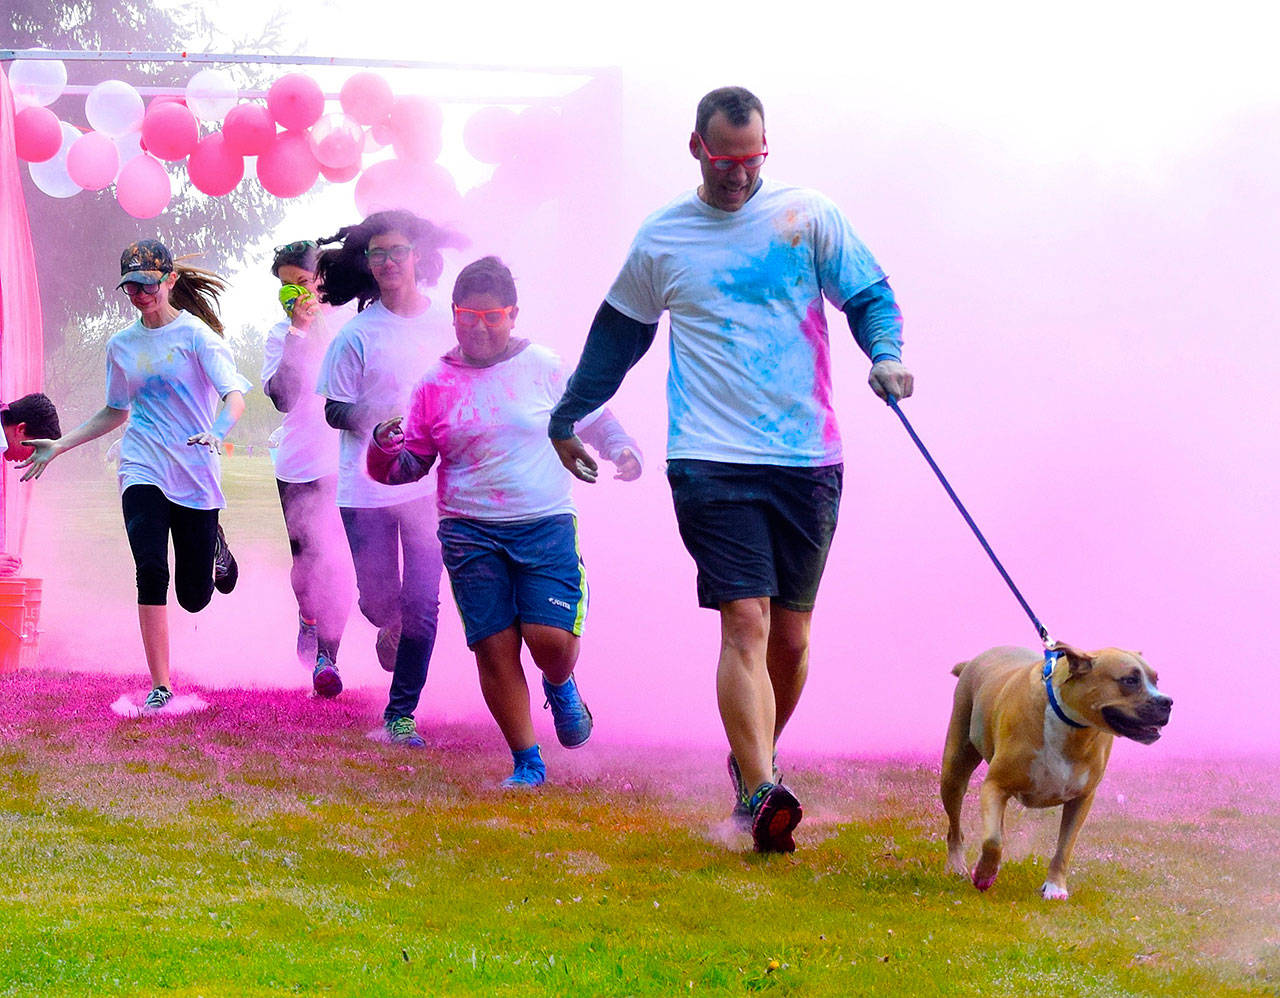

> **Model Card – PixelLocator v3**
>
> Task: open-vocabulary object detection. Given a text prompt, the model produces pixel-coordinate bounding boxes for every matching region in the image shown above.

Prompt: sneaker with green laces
[384,714,425,748]
[542,674,592,748]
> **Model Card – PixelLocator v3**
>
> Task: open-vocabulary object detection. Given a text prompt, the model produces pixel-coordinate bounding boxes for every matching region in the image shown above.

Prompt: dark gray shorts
[666,459,843,611]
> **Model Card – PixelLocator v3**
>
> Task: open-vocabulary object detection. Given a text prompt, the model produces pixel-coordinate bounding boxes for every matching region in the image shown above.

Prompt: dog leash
[885,397,1084,726]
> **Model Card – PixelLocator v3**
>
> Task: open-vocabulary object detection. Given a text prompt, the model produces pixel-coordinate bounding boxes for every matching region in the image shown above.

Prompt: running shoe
[385,715,425,748]
[542,674,593,748]
[501,750,547,789]
[141,686,173,714]
[213,525,238,594]
[296,615,319,664]
[375,623,401,673]
[749,782,803,854]
[312,654,342,699]
[728,753,784,829]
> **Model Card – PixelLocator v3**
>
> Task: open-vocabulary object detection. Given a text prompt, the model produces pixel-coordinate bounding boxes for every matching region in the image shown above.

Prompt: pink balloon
[339,72,394,126]
[67,131,120,190]
[309,113,364,169]
[354,158,460,220]
[256,130,319,198]
[267,73,325,131]
[222,103,276,156]
[141,102,199,161]
[387,96,443,163]
[115,155,172,218]
[319,159,361,184]
[13,105,62,162]
[463,106,518,165]
[188,131,245,196]
[368,118,394,150]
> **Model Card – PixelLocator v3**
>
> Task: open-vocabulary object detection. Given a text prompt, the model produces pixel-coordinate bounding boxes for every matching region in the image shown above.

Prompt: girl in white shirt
[19,239,249,712]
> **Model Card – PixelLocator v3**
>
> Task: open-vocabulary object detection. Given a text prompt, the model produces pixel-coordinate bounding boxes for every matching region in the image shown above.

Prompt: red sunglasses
[696,132,768,172]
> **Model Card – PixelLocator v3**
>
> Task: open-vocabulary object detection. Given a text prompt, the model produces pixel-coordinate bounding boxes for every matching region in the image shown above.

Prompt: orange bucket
[0,578,41,675]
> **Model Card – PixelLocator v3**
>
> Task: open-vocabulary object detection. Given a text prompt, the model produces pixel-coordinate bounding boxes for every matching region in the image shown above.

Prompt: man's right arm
[547,301,658,440]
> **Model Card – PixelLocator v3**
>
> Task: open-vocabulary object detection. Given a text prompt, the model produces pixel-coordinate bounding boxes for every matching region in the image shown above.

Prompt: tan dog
[941,642,1172,899]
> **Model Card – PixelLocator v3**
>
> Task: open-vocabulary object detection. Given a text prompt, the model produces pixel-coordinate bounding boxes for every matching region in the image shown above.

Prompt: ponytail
[169,257,228,336]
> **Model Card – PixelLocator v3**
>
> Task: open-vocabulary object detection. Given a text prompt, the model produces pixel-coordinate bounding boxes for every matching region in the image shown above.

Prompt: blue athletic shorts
[438,514,588,647]
[666,459,842,611]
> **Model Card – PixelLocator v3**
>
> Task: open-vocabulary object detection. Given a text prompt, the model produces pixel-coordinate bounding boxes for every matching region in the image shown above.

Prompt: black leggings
[122,484,219,610]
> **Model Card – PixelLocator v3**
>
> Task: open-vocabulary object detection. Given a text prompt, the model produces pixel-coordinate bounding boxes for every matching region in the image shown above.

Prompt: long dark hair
[315,210,464,312]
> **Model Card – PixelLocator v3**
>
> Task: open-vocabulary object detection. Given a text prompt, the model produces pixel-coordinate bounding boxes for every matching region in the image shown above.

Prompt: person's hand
[290,292,321,332]
[869,359,915,402]
[186,431,224,454]
[0,553,21,576]
[373,416,405,453]
[551,435,598,483]
[15,439,60,482]
[613,447,642,481]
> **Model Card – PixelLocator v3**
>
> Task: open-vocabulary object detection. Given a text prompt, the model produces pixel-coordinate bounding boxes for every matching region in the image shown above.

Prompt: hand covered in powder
[373,416,405,453]
[613,447,642,481]
[869,359,915,402]
[552,435,598,484]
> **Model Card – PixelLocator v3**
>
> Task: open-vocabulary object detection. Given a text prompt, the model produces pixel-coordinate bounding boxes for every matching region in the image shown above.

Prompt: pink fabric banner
[0,66,46,553]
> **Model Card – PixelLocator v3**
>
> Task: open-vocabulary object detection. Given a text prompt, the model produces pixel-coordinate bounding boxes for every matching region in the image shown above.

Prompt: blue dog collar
[1043,649,1088,729]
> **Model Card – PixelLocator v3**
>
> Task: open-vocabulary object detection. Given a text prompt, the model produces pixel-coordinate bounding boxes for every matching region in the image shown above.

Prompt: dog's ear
[1052,641,1095,676]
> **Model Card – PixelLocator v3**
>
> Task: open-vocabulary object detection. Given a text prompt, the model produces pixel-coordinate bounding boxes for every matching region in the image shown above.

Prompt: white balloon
[185,68,239,122]
[113,130,145,168]
[85,80,145,137]
[28,121,82,198]
[8,53,68,107]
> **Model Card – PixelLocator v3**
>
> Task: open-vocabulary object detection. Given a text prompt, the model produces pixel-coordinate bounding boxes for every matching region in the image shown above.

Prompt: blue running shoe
[749,782,802,854]
[312,654,342,699]
[297,614,319,665]
[385,715,425,748]
[501,746,546,789]
[542,674,592,748]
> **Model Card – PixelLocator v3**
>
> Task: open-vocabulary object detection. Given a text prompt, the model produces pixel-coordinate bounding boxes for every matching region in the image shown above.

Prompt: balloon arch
[1,49,617,219]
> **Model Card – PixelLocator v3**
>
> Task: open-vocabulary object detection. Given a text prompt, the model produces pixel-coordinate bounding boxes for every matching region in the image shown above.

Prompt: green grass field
[1,667,1277,997]
[3,460,1277,996]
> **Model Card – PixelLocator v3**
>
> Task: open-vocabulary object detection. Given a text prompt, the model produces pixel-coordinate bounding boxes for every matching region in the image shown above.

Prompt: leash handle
[886,396,1053,647]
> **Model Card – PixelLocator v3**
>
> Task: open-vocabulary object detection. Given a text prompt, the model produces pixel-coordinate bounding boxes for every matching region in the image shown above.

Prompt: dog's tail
[951,660,968,678]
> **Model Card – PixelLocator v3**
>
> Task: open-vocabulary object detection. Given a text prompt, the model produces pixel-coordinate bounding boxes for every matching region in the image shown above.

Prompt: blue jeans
[340,498,442,721]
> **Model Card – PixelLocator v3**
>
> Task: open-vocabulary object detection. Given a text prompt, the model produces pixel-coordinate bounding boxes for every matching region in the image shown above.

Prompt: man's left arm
[842,279,914,402]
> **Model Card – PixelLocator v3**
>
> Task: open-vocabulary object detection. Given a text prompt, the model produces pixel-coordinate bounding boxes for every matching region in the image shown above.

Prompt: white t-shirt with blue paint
[606,179,886,467]
[104,310,251,510]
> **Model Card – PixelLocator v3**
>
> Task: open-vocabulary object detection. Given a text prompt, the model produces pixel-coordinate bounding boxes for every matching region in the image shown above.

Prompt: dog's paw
[1039,881,1070,901]
[971,867,998,892]
[947,855,969,878]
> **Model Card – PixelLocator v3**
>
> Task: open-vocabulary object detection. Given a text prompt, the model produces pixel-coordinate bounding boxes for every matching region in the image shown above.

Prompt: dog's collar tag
[1043,650,1088,729]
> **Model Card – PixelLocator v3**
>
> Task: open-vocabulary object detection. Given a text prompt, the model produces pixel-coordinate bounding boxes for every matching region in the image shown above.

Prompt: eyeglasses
[274,239,317,255]
[120,281,161,297]
[452,305,514,327]
[696,132,768,172]
[365,244,414,267]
